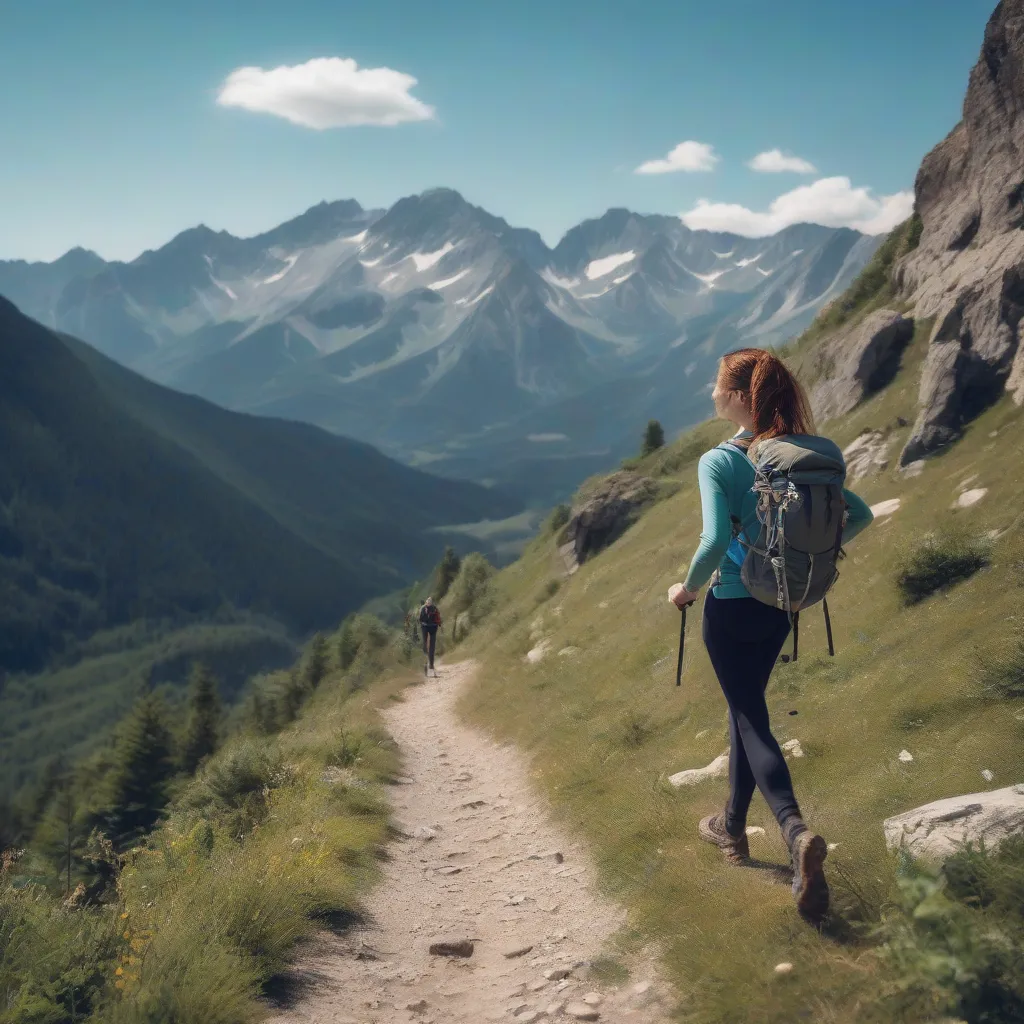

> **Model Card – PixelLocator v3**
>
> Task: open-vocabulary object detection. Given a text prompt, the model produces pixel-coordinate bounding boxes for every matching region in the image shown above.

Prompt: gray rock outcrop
[883,783,1024,861]
[842,430,891,480]
[559,471,659,571]
[893,0,1024,463]
[811,310,915,422]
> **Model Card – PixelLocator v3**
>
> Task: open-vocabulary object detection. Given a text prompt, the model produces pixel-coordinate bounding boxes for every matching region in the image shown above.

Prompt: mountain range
[0,195,881,503]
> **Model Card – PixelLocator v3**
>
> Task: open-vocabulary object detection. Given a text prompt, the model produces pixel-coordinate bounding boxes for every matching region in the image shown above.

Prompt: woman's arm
[683,451,734,592]
[841,488,874,544]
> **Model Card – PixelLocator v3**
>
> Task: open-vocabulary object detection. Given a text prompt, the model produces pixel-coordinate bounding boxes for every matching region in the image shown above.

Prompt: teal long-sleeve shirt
[683,439,874,599]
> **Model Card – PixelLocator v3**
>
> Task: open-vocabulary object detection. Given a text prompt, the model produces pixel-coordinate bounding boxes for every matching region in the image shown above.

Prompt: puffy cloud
[680,176,914,236]
[748,149,817,174]
[216,56,435,129]
[635,140,719,175]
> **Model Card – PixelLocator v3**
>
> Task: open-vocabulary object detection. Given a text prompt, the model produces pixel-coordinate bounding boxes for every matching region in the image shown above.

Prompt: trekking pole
[675,604,689,687]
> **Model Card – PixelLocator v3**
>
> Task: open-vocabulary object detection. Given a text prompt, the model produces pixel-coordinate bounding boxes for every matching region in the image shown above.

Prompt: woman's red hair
[718,348,814,448]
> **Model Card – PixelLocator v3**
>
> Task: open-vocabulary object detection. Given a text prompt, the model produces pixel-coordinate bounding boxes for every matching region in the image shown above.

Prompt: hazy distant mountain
[1,191,880,502]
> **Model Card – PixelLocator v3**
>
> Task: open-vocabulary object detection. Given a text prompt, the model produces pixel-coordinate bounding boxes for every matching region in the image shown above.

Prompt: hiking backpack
[717,434,848,660]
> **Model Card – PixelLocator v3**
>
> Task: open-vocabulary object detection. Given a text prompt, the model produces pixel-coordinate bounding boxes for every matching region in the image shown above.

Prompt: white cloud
[680,176,914,237]
[749,149,817,174]
[635,140,719,175]
[216,56,435,129]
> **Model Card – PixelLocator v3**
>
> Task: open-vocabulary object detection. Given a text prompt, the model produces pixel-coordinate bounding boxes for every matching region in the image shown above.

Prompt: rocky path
[268,660,674,1024]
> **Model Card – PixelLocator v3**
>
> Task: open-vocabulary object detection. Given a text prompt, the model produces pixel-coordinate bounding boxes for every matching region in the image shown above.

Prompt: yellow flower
[115,967,124,976]
[120,912,129,920]
[123,930,131,939]
[115,980,125,990]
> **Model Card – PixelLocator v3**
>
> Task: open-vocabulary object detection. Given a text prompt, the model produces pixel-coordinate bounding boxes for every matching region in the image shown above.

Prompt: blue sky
[0,0,996,262]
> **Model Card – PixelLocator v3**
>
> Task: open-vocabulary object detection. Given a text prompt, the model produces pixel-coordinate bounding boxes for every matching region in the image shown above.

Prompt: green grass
[451,325,1024,1022]
[1,617,417,1024]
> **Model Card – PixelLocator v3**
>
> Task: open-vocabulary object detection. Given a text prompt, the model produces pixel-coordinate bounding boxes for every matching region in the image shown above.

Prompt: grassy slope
[453,315,1024,1020]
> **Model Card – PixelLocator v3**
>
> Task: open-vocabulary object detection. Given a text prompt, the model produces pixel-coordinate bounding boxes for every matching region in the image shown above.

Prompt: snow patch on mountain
[344,229,369,244]
[210,276,238,301]
[686,267,727,288]
[262,254,299,285]
[410,242,455,272]
[756,267,773,277]
[735,254,762,268]
[541,268,579,289]
[454,284,495,307]
[711,250,734,259]
[578,272,634,299]
[584,251,635,280]
[431,268,472,290]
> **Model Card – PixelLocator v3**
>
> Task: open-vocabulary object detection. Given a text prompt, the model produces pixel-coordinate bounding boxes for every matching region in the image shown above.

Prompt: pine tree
[181,663,222,774]
[304,632,329,690]
[102,691,177,846]
[434,546,461,600]
[337,619,358,671]
[641,419,665,457]
[34,771,85,895]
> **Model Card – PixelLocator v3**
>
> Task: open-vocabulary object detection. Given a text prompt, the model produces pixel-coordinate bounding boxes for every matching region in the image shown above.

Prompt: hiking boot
[790,831,829,922]
[698,813,749,864]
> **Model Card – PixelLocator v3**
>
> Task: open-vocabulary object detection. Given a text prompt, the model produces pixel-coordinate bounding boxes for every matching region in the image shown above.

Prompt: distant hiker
[419,597,442,671]
[667,347,873,922]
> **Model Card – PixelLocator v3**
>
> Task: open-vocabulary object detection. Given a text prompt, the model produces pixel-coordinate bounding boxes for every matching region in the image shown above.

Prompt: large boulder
[883,783,1024,861]
[559,471,659,571]
[842,430,891,481]
[811,310,915,422]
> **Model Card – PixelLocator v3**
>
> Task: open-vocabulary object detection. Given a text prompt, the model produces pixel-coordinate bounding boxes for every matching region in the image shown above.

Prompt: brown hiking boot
[791,831,829,922]
[698,813,749,864]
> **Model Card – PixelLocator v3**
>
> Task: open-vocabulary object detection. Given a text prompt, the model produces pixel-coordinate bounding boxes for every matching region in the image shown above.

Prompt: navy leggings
[702,590,801,836]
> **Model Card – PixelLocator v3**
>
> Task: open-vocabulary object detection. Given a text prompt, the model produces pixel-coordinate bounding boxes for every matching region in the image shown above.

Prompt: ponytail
[718,348,814,450]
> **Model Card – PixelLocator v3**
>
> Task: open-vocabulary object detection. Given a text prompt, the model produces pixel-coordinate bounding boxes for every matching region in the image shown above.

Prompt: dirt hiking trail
[269,660,675,1024]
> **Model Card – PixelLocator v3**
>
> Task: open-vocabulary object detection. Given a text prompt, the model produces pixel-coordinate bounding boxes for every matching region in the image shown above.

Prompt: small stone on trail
[437,866,462,875]
[745,826,765,837]
[414,826,439,840]
[566,1002,601,1020]
[582,992,603,1005]
[781,739,804,758]
[428,939,474,958]
[827,842,839,851]
[528,850,564,863]
[529,978,549,992]
[406,999,428,1013]
[982,769,995,782]
[544,967,571,980]
[545,1002,566,1016]
[898,749,914,763]
[504,944,534,959]
[774,962,794,975]
[632,980,652,994]
[460,800,487,809]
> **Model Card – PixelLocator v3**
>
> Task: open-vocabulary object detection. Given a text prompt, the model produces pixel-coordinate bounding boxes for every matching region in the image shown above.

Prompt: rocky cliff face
[895,0,1024,464]
[816,0,1024,466]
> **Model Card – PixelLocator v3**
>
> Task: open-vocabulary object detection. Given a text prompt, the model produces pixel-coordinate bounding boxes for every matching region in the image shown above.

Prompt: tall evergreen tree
[102,691,176,846]
[337,619,358,671]
[181,663,222,774]
[34,771,85,895]
[434,546,461,600]
[641,419,666,457]
[303,633,329,690]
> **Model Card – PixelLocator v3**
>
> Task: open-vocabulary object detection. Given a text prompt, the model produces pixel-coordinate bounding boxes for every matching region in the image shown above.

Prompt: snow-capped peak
[409,241,456,272]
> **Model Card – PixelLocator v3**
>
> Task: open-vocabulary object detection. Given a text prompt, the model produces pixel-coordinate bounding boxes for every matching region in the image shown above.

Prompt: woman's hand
[668,583,700,608]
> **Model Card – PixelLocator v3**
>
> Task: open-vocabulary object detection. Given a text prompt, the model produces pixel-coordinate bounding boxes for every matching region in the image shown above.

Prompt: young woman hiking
[667,348,873,921]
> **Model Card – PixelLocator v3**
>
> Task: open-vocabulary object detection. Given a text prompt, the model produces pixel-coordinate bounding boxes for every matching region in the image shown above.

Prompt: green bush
[878,839,1024,1023]
[444,553,496,620]
[545,504,571,535]
[894,528,991,605]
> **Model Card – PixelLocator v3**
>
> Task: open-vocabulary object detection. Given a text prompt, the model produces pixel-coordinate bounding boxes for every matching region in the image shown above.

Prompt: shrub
[444,553,496,621]
[545,504,571,535]
[894,528,990,605]
[878,839,1024,1023]
[640,419,665,457]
